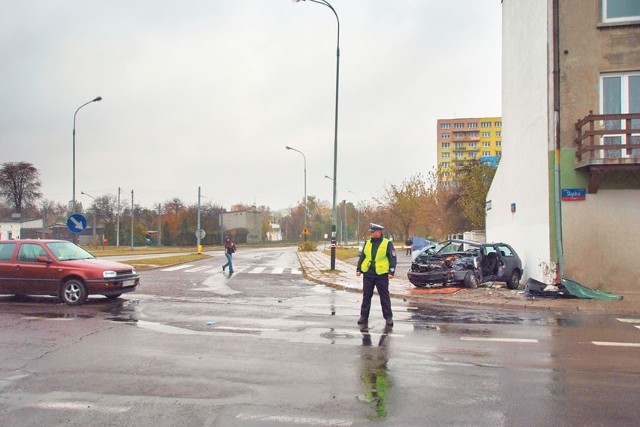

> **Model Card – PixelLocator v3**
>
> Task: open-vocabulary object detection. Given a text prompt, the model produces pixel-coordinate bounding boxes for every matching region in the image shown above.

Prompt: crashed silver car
[407,239,523,289]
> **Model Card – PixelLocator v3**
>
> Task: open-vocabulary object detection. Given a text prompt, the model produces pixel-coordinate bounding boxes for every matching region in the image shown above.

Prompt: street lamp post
[72,96,102,215]
[348,190,360,246]
[80,191,97,245]
[293,0,340,270]
[285,146,307,241]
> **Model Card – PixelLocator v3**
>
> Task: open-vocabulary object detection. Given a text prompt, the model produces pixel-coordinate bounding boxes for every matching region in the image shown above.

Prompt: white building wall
[486,0,555,283]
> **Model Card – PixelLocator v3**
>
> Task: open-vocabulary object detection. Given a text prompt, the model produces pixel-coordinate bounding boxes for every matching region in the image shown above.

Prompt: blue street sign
[561,188,586,201]
[67,214,88,233]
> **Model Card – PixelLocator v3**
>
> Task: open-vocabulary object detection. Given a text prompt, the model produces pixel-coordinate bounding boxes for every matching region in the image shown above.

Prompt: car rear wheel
[506,270,521,290]
[60,279,88,305]
[464,272,479,288]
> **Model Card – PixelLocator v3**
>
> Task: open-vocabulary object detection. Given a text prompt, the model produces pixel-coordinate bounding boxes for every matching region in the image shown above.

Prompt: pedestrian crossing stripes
[160,264,302,275]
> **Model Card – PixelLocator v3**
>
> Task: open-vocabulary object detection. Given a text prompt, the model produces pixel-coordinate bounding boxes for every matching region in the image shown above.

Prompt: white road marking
[592,341,640,348]
[236,414,352,426]
[32,401,130,413]
[185,265,212,273]
[616,318,640,324]
[271,267,284,274]
[248,267,266,274]
[460,337,539,343]
[160,264,194,271]
[292,269,302,274]
[22,316,73,321]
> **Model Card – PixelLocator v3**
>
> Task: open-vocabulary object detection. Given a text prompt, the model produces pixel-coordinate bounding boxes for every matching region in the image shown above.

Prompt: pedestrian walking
[404,237,413,256]
[222,237,236,274]
[356,223,397,327]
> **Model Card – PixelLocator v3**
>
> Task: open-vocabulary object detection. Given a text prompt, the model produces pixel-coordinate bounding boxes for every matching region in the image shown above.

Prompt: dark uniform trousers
[360,275,393,321]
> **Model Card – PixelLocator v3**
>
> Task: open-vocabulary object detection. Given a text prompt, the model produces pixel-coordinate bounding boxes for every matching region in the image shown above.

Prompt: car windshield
[436,241,480,255]
[46,242,95,261]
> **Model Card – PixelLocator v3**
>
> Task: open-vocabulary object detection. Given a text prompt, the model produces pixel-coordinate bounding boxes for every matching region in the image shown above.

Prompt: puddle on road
[22,312,93,321]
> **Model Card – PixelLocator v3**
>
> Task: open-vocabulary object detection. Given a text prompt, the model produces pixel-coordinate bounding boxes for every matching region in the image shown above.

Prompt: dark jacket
[356,237,397,277]
[224,240,236,254]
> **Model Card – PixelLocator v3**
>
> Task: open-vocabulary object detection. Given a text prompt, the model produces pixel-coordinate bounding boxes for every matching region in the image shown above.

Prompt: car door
[495,244,517,281]
[15,242,58,296]
[0,242,18,294]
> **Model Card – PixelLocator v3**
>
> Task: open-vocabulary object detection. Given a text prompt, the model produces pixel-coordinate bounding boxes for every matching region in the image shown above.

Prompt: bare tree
[0,162,42,213]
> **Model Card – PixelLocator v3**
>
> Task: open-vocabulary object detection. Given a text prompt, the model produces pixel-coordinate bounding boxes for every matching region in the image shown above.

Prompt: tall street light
[293,0,340,270]
[72,96,102,215]
[286,146,307,240]
[80,191,97,245]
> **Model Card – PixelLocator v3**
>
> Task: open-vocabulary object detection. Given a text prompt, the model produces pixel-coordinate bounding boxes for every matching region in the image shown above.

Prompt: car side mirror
[37,255,52,264]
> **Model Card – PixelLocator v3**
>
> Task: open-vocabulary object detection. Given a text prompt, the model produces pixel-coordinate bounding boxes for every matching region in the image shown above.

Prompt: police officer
[356,223,397,326]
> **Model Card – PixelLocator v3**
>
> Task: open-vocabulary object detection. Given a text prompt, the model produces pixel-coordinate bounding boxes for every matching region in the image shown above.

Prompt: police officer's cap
[368,223,385,232]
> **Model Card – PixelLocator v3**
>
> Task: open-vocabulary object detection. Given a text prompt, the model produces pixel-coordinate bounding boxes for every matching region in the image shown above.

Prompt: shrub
[297,241,317,252]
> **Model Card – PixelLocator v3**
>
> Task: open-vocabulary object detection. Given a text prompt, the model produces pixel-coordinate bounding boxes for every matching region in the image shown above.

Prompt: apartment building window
[496,141,502,147]
[455,152,465,159]
[482,141,491,147]
[441,162,450,168]
[454,132,465,139]
[442,152,450,158]
[482,131,491,137]
[601,72,640,158]
[603,0,640,23]
[455,142,464,150]
[468,142,477,148]
[454,123,465,129]
[442,142,450,148]
[440,123,451,129]
[469,152,477,158]
[494,121,502,127]
[496,151,502,157]
[443,171,450,177]
[482,151,491,157]
[496,131,502,137]
[480,122,491,128]
[467,122,478,128]
[469,132,479,138]
[442,133,450,139]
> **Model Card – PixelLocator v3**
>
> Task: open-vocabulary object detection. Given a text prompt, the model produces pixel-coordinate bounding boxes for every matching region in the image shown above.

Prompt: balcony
[574,112,640,193]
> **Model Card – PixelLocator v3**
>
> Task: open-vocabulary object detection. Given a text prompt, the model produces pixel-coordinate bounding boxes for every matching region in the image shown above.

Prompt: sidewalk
[296,251,640,315]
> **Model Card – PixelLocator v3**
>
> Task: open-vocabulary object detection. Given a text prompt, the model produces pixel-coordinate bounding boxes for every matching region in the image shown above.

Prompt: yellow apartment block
[437,117,502,183]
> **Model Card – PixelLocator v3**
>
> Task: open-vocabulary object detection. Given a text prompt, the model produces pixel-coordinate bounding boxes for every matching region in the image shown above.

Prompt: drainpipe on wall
[552,0,565,281]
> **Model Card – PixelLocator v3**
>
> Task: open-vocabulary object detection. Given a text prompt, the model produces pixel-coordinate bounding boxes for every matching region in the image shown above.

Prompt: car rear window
[0,243,16,261]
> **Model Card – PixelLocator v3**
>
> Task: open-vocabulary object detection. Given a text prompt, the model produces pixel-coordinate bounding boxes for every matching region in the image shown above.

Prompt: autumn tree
[375,174,428,240]
[454,160,496,230]
[0,162,42,213]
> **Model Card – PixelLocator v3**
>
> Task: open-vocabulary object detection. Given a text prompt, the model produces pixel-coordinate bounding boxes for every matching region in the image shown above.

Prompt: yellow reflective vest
[360,238,390,275]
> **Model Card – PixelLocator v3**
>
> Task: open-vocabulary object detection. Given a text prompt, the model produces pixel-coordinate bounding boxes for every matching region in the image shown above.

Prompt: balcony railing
[574,112,640,193]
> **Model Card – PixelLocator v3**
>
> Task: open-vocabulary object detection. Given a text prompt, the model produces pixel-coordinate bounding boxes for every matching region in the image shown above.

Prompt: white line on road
[460,337,539,343]
[185,265,213,273]
[32,401,130,413]
[160,264,194,271]
[616,318,640,324]
[271,267,284,274]
[248,267,266,274]
[592,341,640,347]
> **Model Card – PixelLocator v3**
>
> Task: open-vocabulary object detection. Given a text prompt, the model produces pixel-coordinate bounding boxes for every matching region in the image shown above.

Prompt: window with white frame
[455,152,465,158]
[467,122,478,128]
[441,162,450,168]
[601,72,640,158]
[494,121,502,127]
[469,152,477,158]
[442,142,450,148]
[469,132,479,138]
[481,121,491,128]
[442,152,450,158]
[482,151,491,157]
[468,142,477,148]
[455,142,464,150]
[454,123,465,129]
[496,131,502,136]
[440,123,451,129]
[496,141,502,147]
[442,133,450,139]
[496,151,502,157]
[482,132,491,137]
[483,141,491,147]
[603,0,640,23]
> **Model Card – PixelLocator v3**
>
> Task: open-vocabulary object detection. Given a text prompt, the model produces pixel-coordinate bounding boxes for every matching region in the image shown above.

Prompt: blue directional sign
[67,214,88,233]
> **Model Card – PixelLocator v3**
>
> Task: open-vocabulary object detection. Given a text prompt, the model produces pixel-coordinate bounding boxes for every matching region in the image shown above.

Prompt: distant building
[0,216,43,240]
[266,223,282,242]
[437,117,502,183]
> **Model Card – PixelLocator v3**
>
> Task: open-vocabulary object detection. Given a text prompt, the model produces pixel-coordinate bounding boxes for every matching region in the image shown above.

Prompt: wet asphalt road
[1,246,640,426]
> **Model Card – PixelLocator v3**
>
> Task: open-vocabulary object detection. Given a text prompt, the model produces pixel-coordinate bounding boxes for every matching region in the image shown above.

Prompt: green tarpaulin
[560,278,622,300]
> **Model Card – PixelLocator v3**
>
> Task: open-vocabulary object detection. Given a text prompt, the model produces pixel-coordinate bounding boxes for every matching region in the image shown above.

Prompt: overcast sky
[1,0,502,213]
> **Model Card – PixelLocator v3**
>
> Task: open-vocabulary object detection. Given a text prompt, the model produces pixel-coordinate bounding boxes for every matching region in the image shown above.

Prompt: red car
[0,239,139,305]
